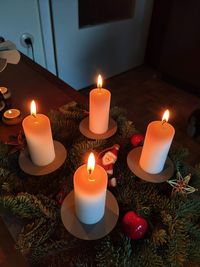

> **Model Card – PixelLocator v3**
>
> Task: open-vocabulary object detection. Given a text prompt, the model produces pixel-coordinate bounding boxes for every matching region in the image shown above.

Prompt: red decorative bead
[122,211,148,239]
[130,133,144,147]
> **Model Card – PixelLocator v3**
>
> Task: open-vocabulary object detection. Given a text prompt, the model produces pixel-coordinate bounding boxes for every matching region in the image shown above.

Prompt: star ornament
[167,171,198,195]
[5,130,26,154]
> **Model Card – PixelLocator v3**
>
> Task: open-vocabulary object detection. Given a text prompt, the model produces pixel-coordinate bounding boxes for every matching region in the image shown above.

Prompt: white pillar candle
[139,110,175,174]
[22,100,55,166]
[74,152,108,224]
[89,74,111,134]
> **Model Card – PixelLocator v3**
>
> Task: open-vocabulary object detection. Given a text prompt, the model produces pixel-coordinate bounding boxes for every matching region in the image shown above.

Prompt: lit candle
[89,74,111,134]
[22,100,55,166]
[139,110,175,174]
[74,152,108,224]
[3,109,21,119]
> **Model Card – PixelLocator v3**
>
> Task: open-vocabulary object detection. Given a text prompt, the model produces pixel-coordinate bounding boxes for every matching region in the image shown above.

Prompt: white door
[50,0,154,90]
[0,0,57,75]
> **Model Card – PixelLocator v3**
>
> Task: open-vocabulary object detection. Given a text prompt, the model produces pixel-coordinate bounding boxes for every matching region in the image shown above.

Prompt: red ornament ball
[122,211,148,239]
[130,133,144,147]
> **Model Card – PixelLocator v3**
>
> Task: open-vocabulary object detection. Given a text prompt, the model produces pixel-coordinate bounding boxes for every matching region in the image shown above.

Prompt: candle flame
[162,109,170,123]
[97,74,103,89]
[31,100,37,117]
[8,110,12,114]
[87,152,95,175]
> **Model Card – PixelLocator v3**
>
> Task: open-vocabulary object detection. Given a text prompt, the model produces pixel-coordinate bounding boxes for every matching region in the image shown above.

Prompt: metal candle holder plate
[61,190,119,240]
[79,117,117,140]
[19,140,67,176]
[127,147,174,183]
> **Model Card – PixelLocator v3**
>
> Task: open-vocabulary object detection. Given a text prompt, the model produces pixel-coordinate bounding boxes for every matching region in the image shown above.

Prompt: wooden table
[0,54,87,142]
[0,54,87,267]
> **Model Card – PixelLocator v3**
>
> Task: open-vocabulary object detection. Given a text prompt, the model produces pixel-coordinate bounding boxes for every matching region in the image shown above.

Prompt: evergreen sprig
[0,105,199,266]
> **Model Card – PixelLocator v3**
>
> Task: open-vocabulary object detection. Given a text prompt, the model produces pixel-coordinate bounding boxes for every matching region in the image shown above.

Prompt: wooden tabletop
[0,54,87,142]
[0,54,87,267]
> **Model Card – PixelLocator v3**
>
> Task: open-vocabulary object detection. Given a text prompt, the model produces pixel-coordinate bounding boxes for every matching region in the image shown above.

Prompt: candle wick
[32,113,36,118]
[162,119,166,125]
[88,169,95,182]
[88,176,95,182]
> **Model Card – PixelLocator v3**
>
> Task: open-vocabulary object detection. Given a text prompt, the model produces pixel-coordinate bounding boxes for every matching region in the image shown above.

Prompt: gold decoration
[167,171,198,195]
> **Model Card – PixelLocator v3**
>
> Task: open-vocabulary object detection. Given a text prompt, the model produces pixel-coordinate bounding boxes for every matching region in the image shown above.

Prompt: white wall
[0,0,154,90]
[51,0,154,89]
[0,0,46,68]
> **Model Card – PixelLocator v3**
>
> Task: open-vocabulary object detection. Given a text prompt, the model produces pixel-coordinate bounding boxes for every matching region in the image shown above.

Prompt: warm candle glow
[3,109,21,120]
[31,100,36,117]
[90,74,111,134]
[97,74,103,89]
[87,152,95,175]
[74,151,108,224]
[0,87,8,94]
[162,109,170,123]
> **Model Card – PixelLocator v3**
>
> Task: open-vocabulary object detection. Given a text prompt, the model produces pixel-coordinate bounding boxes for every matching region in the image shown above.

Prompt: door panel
[51,0,154,89]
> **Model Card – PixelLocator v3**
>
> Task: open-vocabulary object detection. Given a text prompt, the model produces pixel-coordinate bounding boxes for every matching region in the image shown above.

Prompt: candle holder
[127,147,174,183]
[61,190,119,240]
[79,116,117,140]
[2,108,22,125]
[18,140,67,175]
[0,86,11,100]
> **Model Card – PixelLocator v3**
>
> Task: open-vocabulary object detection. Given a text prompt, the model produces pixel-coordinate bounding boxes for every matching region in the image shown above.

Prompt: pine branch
[0,167,23,193]
[0,193,58,219]
[110,106,127,119]
[139,241,164,267]
[30,238,77,265]
[0,141,11,167]
[69,139,106,170]
[167,220,188,267]
[16,217,58,256]
[176,199,200,219]
[184,220,200,241]
[187,240,200,263]
[95,235,133,267]
[151,228,168,246]
[169,146,189,171]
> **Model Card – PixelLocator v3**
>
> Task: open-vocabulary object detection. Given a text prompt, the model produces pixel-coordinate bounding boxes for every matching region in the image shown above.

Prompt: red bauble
[122,211,148,239]
[130,133,144,147]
